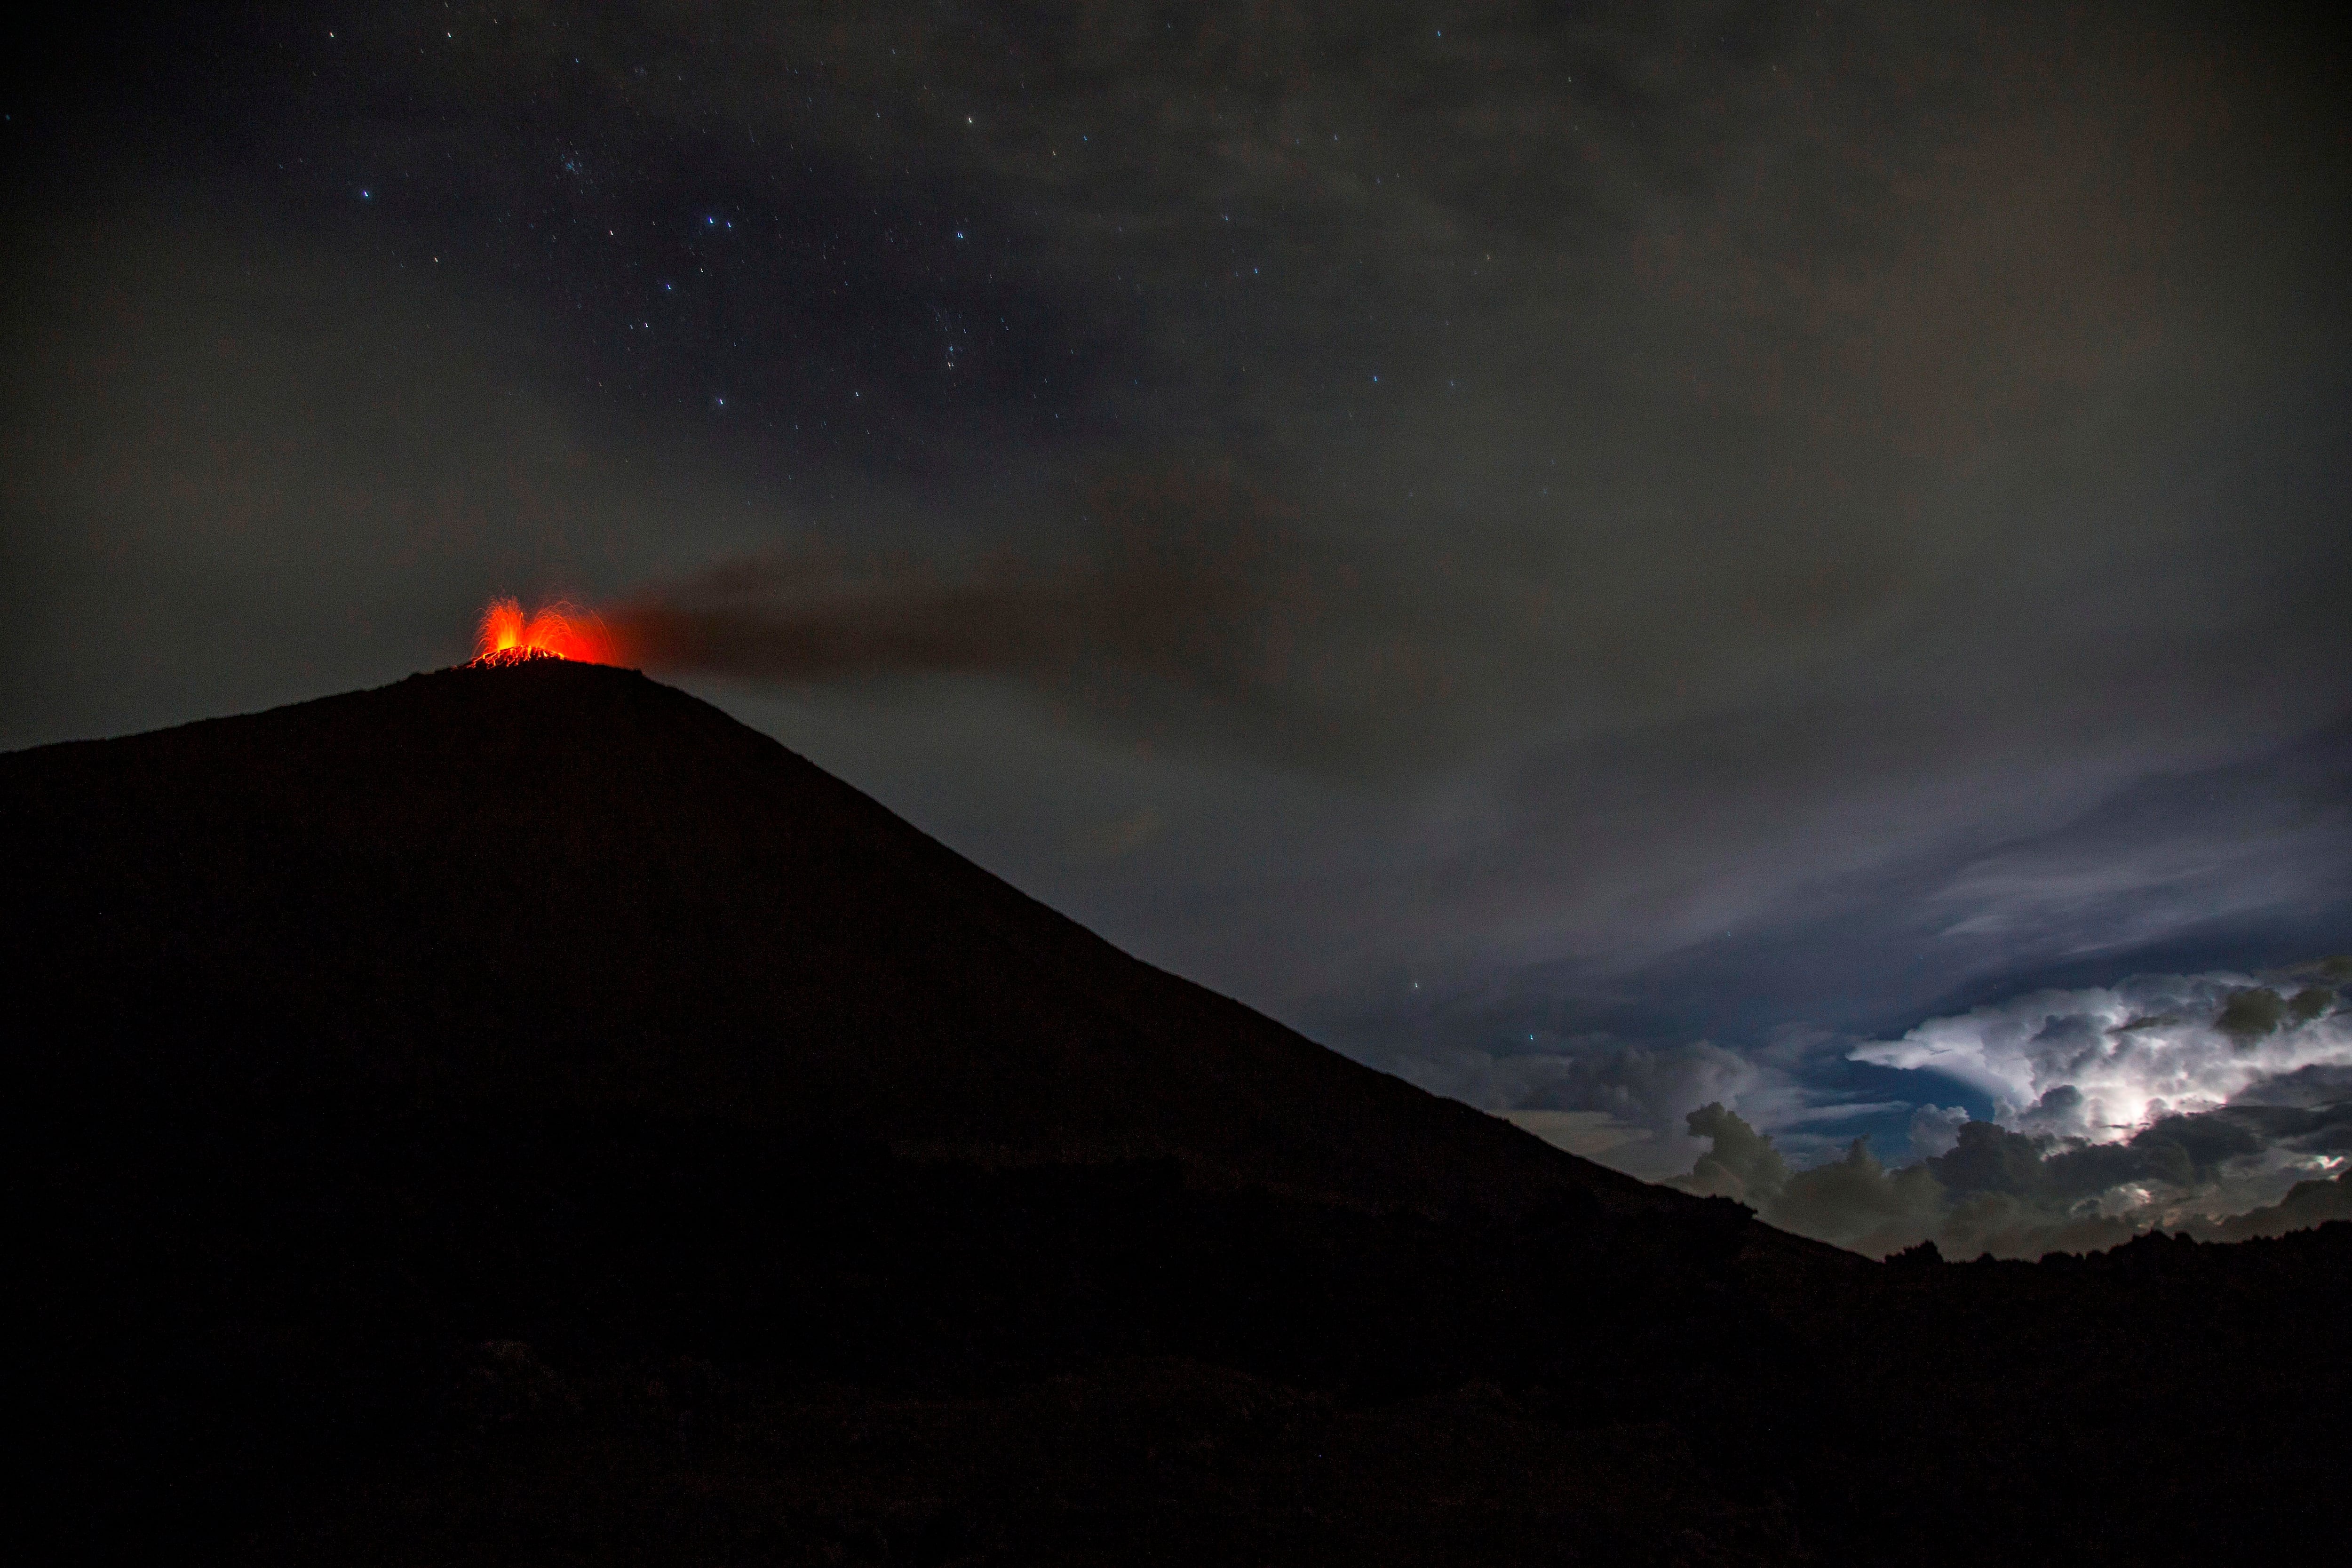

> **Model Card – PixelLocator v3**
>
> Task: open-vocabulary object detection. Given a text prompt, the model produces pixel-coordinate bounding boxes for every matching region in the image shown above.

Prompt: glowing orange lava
[470,598,617,666]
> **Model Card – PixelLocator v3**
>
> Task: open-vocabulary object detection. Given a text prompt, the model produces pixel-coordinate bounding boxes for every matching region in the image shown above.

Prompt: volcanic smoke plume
[604,470,1307,711]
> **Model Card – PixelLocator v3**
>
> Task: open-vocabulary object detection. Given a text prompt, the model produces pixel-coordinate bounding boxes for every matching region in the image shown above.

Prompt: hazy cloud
[1406,1036,1758,1181]
[1494,1109,1654,1162]
[2195,1171,2352,1242]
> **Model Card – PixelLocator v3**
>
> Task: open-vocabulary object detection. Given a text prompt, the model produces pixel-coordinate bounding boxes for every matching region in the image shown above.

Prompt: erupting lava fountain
[471,597,618,666]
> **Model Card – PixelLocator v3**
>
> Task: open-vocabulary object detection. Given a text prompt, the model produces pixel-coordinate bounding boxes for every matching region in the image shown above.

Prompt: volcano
[4,659,1694,1216]
[8,661,2347,1565]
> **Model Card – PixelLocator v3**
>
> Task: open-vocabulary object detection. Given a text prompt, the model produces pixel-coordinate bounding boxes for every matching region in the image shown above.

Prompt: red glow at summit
[471,598,618,666]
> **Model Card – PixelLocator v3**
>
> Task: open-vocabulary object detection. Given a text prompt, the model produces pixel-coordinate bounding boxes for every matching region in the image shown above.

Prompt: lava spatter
[471,598,616,666]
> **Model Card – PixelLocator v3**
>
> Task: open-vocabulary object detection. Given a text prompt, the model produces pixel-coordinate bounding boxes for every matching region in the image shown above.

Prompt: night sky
[7,1,2350,1254]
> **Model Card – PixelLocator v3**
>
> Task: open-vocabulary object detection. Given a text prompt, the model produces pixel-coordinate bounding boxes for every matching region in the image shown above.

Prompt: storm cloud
[1657,963,2352,1256]
[1851,964,2352,1138]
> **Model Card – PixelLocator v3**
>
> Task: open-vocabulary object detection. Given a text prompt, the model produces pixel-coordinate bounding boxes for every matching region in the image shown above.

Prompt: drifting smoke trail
[606,470,1316,711]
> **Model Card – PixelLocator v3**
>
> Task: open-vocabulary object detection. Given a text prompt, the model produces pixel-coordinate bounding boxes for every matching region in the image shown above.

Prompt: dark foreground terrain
[8,662,2346,1564]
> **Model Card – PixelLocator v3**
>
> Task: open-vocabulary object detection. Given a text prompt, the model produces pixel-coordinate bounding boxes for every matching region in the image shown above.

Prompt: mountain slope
[2,659,1720,1223]
[3,662,1840,1557]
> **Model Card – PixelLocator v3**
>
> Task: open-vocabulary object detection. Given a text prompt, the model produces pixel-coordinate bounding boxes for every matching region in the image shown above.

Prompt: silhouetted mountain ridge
[8,659,1731,1220]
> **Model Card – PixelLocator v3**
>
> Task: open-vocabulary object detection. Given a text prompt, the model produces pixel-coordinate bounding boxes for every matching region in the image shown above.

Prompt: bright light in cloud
[1640,963,2352,1258]
[1851,971,2352,1141]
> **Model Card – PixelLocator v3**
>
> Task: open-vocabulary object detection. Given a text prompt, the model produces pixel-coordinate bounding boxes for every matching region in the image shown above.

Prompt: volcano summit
[8,662,2346,1565]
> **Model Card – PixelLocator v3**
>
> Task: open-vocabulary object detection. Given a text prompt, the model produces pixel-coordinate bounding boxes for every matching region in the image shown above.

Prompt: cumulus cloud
[1673,1102,1791,1208]
[1658,966,2352,1258]
[1769,1143,1946,1258]
[1906,1105,1971,1160]
[1670,1105,1944,1255]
